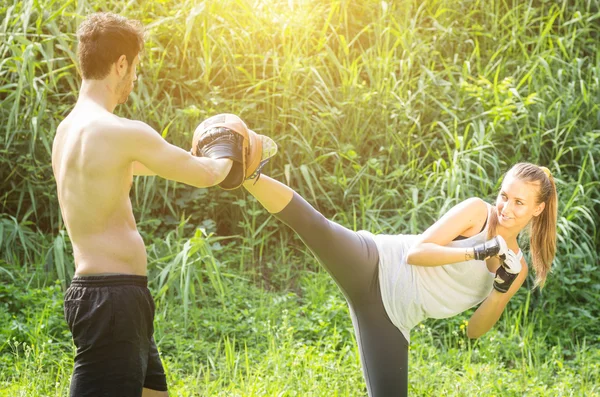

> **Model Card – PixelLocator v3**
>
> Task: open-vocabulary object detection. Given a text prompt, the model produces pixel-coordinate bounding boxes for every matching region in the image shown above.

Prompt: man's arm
[122,120,232,187]
[132,161,157,176]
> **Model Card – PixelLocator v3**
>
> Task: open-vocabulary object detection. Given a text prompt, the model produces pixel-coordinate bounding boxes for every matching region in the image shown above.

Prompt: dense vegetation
[1,0,598,395]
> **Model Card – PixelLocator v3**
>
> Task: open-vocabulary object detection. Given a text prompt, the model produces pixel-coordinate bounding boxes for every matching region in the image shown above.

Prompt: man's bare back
[53,96,234,277]
[53,101,147,275]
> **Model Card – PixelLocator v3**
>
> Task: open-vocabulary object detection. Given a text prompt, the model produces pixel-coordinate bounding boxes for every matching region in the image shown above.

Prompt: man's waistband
[69,274,148,288]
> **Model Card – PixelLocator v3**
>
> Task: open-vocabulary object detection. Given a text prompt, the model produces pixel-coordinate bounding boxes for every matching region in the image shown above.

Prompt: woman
[194,118,558,396]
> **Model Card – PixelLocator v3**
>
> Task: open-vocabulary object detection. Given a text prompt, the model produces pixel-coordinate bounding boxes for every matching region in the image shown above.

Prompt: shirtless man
[52,13,232,396]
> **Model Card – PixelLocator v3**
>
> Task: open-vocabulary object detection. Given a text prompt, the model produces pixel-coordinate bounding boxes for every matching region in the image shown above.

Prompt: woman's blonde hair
[487,163,558,287]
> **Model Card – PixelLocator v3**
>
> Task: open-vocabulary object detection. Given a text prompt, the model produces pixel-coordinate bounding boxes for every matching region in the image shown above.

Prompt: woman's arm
[466,258,528,338]
[406,197,489,266]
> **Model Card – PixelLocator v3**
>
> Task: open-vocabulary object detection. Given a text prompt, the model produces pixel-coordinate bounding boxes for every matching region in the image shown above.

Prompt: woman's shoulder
[453,197,490,237]
[459,197,490,214]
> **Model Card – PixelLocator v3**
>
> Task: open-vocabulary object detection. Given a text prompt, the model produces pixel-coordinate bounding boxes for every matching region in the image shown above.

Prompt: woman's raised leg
[243,175,378,299]
[243,176,409,397]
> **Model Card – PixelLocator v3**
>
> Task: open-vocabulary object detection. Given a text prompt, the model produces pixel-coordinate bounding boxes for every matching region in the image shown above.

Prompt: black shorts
[64,274,167,396]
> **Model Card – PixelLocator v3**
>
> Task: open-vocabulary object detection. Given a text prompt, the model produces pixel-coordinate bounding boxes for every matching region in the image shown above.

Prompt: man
[52,12,232,396]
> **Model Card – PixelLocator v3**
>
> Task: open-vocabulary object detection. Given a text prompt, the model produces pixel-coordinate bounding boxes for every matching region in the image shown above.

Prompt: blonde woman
[194,122,558,397]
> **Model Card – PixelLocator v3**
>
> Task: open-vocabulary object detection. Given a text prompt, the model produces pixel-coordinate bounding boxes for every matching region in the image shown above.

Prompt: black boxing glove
[493,250,522,293]
[472,235,508,261]
[195,127,244,163]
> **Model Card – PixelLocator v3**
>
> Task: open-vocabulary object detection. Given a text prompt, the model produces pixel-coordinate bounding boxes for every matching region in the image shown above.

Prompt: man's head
[77,12,144,103]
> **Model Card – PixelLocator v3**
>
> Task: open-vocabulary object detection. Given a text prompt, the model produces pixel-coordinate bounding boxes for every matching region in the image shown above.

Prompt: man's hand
[192,114,277,190]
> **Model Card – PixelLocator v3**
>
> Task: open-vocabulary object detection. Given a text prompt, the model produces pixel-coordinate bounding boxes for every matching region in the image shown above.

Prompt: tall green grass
[2,0,597,254]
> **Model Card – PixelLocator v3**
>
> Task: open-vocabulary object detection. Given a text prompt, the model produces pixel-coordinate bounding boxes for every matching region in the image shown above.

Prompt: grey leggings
[275,193,409,397]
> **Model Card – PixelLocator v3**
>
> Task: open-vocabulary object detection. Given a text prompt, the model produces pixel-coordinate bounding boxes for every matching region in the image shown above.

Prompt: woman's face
[496,173,546,231]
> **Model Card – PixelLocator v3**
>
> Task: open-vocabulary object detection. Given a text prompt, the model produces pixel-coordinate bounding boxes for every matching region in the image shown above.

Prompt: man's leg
[142,389,169,397]
[143,335,168,395]
[65,275,160,397]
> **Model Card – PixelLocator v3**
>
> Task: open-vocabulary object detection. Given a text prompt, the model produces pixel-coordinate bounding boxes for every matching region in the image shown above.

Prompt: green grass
[0,269,599,396]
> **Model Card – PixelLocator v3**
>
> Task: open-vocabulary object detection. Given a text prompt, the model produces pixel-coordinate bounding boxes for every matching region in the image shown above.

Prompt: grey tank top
[358,218,522,343]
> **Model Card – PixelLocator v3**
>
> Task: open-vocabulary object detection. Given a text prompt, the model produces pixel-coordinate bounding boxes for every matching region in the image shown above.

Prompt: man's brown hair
[77,12,145,80]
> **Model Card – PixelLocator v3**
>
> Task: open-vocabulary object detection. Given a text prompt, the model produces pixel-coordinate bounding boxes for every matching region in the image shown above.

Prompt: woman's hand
[467,254,528,338]
[493,249,522,293]
[472,235,508,260]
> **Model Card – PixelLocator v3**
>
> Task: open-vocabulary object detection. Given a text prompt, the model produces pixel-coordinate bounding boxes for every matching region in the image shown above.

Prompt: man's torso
[52,102,147,275]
